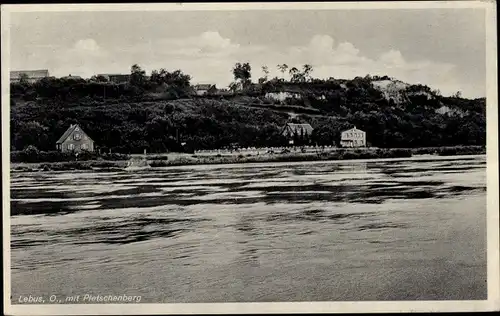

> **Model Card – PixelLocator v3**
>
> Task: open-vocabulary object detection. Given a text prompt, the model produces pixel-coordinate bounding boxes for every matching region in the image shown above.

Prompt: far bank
[10,145,486,172]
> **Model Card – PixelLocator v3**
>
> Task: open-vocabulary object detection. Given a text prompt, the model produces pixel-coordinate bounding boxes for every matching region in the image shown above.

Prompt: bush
[10,149,130,163]
[149,160,169,167]
[438,146,485,156]
[387,149,412,158]
[48,162,93,171]
[100,153,130,160]
[149,155,169,161]
[76,150,99,161]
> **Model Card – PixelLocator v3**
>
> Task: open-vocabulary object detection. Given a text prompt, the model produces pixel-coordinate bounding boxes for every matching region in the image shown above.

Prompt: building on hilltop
[97,74,131,84]
[265,91,302,103]
[10,69,50,83]
[56,124,95,153]
[61,74,83,80]
[340,126,366,148]
[281,123,314,145]
[193,84,217,96]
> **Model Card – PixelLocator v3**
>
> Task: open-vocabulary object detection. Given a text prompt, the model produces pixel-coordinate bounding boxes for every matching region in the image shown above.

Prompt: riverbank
[9,146,485,172]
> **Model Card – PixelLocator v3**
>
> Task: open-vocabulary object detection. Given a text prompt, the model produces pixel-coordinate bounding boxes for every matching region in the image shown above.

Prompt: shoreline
[10,146,486,172]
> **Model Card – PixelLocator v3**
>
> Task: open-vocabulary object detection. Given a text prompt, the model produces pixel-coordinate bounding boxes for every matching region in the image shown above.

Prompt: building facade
[193,84,217,96]
[281,123,314,144]
[97,74,131,84]
[340,127,366,147]
[10,70,50,83]
[56,124,95,153]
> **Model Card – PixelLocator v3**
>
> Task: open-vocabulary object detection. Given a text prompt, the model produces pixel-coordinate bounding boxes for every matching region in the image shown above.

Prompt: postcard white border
[2,1,498,315]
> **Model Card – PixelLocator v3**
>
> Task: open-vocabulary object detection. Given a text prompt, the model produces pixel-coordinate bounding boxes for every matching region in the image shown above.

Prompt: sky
[8,8,487,98]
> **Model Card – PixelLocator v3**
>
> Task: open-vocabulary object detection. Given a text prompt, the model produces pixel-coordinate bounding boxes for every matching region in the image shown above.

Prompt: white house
[340,126,366,148]
[265,91,302,102]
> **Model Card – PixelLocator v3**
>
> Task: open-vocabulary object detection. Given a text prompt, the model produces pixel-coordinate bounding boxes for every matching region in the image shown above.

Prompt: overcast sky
[9,8,486,98]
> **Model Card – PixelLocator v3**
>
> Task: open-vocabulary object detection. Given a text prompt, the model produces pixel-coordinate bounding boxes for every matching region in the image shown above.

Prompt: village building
[10,69,50,84]
[61,74,83,81]
[193,84,217,96]
[340,126,366,148]
[56,124,95,153]
[281,123,314,144]
[265,91,302,103]
[97,74,131,84]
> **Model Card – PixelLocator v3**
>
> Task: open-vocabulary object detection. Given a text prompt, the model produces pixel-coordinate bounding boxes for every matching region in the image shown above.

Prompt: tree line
[10,63,485,155]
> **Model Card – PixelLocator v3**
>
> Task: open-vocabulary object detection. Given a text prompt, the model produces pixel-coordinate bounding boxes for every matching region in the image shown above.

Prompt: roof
[194,84,216,90]
[284,123,314,135]
[342,126,365,133]
[56,124,93,144]
[61,75,83,80]
[98,74,131,79]
[10,70,49,79]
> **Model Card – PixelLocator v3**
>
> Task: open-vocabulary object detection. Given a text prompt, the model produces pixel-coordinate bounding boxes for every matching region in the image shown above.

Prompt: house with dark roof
[56,124,95,153]
[193,84,217,96]
[61,74,83,81]
[97,74,131,84]
[281,123,314,144]
[10,69,50,83]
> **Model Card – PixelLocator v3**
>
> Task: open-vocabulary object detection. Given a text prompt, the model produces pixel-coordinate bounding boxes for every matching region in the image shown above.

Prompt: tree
[150,70,161,84]
[302,64,313,82]
[229,81,242,93]
[232,62,252,89]
[262,66,269,77]
[19,73,29,85]
[277,64,288,78]
[90,75,108,82]
[13,121,50,151]
[432,89,441,96]
[149,68,191,97]
[130,64,146,87]
[259,65,270,83]
[289,67,304,83]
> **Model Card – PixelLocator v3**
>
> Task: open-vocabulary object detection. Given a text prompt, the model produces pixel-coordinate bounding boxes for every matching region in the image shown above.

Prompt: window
[68,144,75,151]
[73,133,81,140]
[81,144,88,150]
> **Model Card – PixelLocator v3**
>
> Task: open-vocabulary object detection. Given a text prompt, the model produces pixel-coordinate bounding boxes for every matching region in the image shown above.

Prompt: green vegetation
[10,145,129,163]
[10,63,486,161]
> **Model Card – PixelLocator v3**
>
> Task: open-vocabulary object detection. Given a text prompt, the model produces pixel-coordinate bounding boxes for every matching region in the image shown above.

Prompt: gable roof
[56,124,93,144]
[284,123,314,135]
[97,74,131,80]
[61,75,83,80]
[194,84,216,90]
[342,126,365,133]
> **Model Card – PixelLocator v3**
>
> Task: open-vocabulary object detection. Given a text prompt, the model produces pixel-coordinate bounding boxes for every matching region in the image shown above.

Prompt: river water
[10,155,487,303]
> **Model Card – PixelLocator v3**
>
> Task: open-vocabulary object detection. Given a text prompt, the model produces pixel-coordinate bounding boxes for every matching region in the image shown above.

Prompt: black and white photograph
[2,2,498,314]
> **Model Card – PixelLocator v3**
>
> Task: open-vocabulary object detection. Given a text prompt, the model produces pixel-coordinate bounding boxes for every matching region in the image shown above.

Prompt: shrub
[150,160,169,167]
[438,146,485,156]
[388,149,412,158]
[22,145,40,163]
[149,155,168,161]
[76,150,99,161]
[100,153,130,161]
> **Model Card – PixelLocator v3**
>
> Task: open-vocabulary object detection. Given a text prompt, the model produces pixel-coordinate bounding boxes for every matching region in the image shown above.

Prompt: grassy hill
[10,75,486,154]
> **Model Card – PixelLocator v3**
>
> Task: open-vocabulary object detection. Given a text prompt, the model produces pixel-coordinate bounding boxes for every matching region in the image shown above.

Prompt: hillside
[10,75,486,154]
